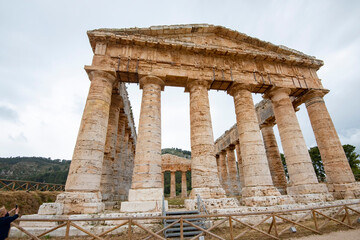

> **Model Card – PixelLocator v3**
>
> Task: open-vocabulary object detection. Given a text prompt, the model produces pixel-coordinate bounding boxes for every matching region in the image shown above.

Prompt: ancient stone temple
[41,24,359,215]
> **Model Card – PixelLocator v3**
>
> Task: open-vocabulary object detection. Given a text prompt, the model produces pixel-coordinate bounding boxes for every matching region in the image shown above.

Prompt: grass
[166,197,185,206]
[0,191,59,215]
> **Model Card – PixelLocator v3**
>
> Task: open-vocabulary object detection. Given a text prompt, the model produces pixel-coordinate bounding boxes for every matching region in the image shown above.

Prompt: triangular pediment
[89,24,323,67]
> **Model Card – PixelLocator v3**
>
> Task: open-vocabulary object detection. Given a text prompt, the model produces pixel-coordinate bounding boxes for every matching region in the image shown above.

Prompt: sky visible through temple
[1,0,360,159]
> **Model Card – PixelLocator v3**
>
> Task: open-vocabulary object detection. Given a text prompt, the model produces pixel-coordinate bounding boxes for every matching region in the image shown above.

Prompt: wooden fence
[11,201,360,240]
[0,179,65,192]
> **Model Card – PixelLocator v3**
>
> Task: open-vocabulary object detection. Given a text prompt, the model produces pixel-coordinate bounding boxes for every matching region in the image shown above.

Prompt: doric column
[187,80,226,199]
[266,87,329,196]
[235,142,244,190]
[59,70,116,214]
[303,90,360,199]
[170,171,176,198]
[215,155,221,179]
[219,150,231,195]
[118,128,129,200]
[260,122,287,194]
[161,172,164,191]
[228,84,280,200]
[226,145,241,196]
[100,93,122,203]
[181,171,187,198]
[121,76,165,212]
[113,112,126,201]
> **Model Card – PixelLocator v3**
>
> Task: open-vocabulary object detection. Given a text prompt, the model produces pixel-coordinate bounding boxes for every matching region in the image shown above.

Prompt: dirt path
[289,228,360,240]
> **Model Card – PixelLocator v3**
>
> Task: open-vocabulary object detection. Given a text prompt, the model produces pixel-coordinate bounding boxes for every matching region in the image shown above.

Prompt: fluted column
[181,171,187,198]
[187,80,226,199]
[235,142,244,190]
[113,112,126,201]
[219,150,231,195]
[228,84,280,200]
[226,145,241,196]
[161,172,165,191]
[59,70,116,214]
[261,122,287,194]
[170,171,176,198]
[303,90,360,199]
[122,76,165,212]
[100,93,122,202]
[216,154,221,179]
[266,87,328,196]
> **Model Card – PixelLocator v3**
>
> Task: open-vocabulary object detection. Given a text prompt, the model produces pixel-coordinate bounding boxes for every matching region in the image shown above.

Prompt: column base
[185,197,239,211]
[189,187,227,199]
[120,188,167,213]
[287,183,334,203]
[287,183,329,195]
[327,182,360,200]
[241,186,294,206]
[46,191,105,215]
[242,185,281,197]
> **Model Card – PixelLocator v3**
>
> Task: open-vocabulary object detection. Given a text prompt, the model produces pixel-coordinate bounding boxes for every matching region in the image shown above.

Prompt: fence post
[180,217,184,240]
[128,219,132,240]
[65,220,70,240]
[312,209,318,231]
[229,216,234,240]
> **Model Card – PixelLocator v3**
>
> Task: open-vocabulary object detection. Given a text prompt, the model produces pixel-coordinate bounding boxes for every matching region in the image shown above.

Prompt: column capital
[301,89,328,106]
[227,83,255,97]
[263,87,291,100]
[139,75,165,91]
[226,144,235,151]
[88,70,117,85]
[185,79,211,92]
[259,121,276,129]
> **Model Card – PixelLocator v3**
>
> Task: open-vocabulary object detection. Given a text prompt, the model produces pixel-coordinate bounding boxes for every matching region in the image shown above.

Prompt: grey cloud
[0,105,19,122]
[8,132,27,143]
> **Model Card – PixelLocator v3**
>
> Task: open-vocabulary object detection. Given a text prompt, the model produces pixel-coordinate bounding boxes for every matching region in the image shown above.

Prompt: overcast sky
[1,0,360,160]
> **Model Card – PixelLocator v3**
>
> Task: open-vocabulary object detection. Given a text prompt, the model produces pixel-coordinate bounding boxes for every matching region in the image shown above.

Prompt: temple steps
[163,210,206,238]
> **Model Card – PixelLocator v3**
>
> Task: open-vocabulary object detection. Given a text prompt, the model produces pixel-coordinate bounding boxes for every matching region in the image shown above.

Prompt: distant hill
[161,148,191,159]
[0,148,192,186]
[0,157,70,184]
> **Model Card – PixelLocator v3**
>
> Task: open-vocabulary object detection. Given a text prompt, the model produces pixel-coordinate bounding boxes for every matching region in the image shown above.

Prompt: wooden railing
[11,202,360,240]
[0,179,65,191]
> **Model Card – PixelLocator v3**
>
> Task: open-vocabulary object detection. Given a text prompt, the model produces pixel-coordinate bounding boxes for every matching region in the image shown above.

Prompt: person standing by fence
[0,206,19,240]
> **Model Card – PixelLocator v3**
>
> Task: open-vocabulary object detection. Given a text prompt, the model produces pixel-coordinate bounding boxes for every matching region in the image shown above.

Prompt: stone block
[38,203,64,215]
[120,200,167,213]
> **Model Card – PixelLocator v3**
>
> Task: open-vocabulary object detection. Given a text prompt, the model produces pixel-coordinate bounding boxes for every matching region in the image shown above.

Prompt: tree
[343,144,360,180]
[308,147,326,182]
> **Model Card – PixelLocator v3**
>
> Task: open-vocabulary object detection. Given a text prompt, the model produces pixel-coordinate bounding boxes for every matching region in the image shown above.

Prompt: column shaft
[235,142,244,190]
[304,90,359,198]
[66,71,115,192]
[229,84,279,198]
[181,171,187,198]
[113,113,126,201]
[170,171,176,198]
[188,80,226,199]
[261,124,288,194]
[219,150,231,195]
[127,76,164,202]
[100,93,122,202]
[226,146,241,195]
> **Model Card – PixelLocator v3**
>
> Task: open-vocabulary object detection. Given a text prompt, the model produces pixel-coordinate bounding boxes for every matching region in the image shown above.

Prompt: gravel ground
[289,228,360,240]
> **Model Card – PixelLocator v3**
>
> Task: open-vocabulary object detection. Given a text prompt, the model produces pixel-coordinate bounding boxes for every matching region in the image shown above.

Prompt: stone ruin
[38,24,360,216]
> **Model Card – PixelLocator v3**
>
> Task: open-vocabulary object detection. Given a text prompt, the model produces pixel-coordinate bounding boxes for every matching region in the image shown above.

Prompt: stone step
[165,226,200,233]
[165,230,203,238]
[165,210,199,215]
[164,218,204,224]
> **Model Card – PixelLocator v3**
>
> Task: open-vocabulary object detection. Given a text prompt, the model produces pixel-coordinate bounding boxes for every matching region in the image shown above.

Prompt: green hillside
[0,157,70,184]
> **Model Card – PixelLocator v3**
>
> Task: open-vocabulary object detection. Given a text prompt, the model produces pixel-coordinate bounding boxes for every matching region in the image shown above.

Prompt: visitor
[0,206,19,240]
